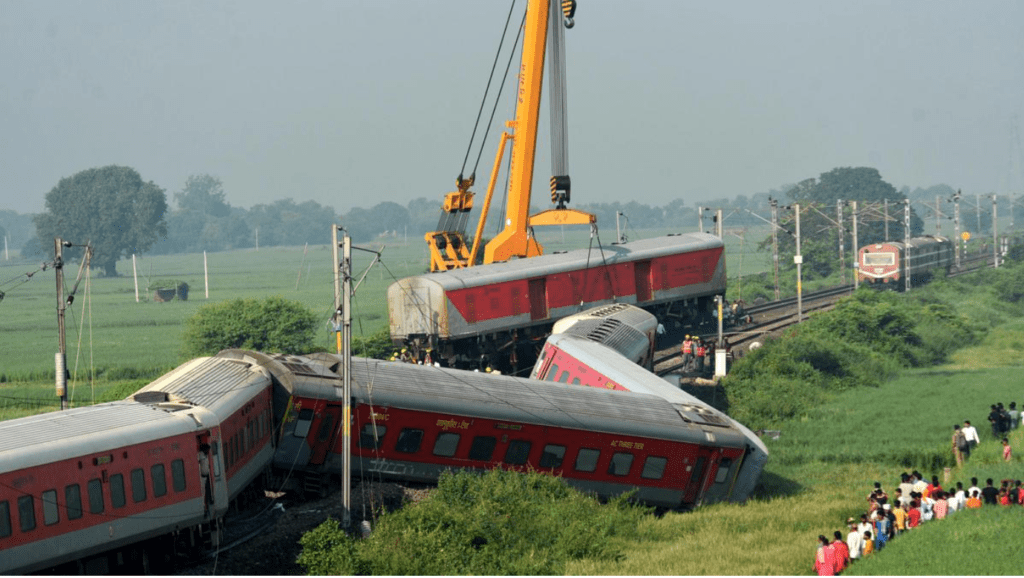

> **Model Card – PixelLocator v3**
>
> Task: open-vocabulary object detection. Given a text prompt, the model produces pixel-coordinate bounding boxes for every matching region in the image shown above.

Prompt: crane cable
[458,0,520,184]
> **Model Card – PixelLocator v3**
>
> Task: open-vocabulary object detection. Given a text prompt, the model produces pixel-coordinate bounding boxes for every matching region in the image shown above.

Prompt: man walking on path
[963,421,980,451]
[952,424,968,465]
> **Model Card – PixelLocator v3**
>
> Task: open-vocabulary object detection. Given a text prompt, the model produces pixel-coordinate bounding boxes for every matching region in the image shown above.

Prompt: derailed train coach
[387,233,726,371]
[262,351,761,509]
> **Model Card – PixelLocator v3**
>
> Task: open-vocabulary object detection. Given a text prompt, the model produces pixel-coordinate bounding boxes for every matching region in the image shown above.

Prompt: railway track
[653,284,854,376]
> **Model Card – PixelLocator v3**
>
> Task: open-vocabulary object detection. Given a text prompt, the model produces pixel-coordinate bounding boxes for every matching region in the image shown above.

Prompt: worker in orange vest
[695,339,706,374]
[681,335,694,371]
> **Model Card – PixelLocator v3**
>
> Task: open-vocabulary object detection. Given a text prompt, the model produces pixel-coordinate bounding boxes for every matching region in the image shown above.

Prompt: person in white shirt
[967,477,981,502]
[846,519,864,561]
[962,420,980,450]
[946,491,960,514]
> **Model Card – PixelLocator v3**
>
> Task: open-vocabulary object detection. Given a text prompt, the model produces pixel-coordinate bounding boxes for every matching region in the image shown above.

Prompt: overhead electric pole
[953,190,962,270]
[904,200,911,292]
[794,203,803,322]
[770,199,780,300]
[851,201,859,290]
[54,238,69,410]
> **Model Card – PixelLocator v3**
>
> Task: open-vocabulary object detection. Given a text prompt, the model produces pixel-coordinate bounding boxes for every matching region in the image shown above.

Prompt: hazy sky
[3,0,1023,216]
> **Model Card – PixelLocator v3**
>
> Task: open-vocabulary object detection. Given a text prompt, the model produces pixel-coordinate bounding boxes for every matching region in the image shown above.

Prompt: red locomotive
[857,236,954,288]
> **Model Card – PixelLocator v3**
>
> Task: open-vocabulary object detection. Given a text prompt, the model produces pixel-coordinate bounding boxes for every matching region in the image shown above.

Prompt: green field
[0,225,773,383]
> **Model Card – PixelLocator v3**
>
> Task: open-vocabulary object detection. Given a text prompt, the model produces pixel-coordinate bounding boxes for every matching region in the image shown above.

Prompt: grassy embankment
[566,271,1024,576]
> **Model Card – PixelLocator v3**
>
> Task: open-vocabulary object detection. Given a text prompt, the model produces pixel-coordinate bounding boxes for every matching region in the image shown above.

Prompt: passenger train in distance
[0,353,277,575]
[857,236,955,288]
[235,349,762,509]
[387,232,726,373]
[530,304,769,503]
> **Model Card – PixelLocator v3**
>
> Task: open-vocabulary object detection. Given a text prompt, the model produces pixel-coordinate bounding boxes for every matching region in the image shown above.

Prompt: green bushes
[181,296,320,357]
[724,287,978,430]
[297,468,650,575]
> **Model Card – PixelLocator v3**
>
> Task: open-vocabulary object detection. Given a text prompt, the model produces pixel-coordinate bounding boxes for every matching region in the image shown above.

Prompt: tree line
[12,164,1016,276]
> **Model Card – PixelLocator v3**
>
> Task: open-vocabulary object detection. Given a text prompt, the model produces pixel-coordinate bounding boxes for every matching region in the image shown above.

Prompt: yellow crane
[426,0,595,272]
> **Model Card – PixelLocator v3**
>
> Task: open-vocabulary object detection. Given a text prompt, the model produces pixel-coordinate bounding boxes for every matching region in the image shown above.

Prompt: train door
[528,278,548,321]
[682,446,716,505]
[633,260,652,303]
[309,404,342,467]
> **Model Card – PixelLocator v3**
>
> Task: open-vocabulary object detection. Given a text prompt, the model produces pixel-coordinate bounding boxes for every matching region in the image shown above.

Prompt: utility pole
[935,195,942,235]
[715,209,723,239]
[904,200,911,292]
[770,199,780,300]
[697,206,704,233]
[953,190,962,270]
[976,194,982,234]
[794,203,803,322]
[615,211,626,243]
[331,224,352,528]
[992,194,999,268]
[837,199,845,285]
[54,238,69,410]
[851,201,859,290]
[884,198,889,241]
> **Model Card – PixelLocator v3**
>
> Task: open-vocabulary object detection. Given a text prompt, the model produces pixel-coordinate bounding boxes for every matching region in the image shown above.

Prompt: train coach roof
[284,353,744,448]
[391,233,723,290]
[132,355,272,420]
[0,401,205,474]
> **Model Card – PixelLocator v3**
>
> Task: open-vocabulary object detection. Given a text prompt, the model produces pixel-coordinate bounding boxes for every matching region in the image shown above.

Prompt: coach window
[557,371,570,383]
[571,377,581,385]
[87,479,104,514]
[0,501,10,538]
[714,458,733,484]
[608,452,634,477]
[574,448,601,473]
[359,424,387,450]
[503,440,532,465]
[171,459,187,492]
[211,442,222,477]
[395,429,424,453]
[293,408,315,438]
[152,464,168,498]
[539,444,566,469]
[131,469,147,503]
[433,432,461,457]
[109,474,126,509]
[545,364,559,381]
[64,484,83,520]
[42,489,60,526]
[641,456,668,480]
[468,436,497,461]
[17,495,35,532]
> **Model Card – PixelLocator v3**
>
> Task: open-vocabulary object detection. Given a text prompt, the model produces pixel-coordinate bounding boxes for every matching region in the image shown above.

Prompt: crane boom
[426,0,593,272]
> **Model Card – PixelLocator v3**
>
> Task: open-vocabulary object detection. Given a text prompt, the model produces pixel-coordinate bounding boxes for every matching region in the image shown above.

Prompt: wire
[459,0,518,180]
[473,7,527,178]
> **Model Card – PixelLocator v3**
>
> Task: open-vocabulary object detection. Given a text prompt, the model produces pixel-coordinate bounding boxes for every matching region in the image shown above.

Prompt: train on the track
[856,236,954,289]
[2,339,765,573]
[387,232,727,373]
[530,304,768,502]
[0,354,276,574]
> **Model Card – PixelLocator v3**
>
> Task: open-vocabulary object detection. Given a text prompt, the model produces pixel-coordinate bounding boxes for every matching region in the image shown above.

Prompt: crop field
[0,225,772,383]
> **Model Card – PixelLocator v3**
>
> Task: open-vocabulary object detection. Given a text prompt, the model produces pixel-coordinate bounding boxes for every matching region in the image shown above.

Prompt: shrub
[181,296,319,357]
[298,468,650,575]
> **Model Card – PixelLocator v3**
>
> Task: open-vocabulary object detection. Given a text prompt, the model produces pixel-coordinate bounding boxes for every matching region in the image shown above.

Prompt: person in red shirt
[831,531,850,574]
[814,535,836,576]
[907,499,922,528]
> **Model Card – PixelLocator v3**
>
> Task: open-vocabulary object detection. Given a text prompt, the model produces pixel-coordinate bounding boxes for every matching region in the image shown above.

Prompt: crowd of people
[814,471,1024,575]
[814,403,1022,576]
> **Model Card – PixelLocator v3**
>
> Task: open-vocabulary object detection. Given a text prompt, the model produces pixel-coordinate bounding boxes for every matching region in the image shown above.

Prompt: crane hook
[564,16,574,29]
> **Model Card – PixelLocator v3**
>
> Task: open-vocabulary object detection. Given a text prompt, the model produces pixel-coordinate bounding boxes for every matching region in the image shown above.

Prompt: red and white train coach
[531,329,769,503]
[0,352,275,574]
[264,351,756,509]
[857,236,954,288]
[387,233,726,371]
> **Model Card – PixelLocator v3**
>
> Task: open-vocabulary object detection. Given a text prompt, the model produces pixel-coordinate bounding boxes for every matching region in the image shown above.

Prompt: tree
[33,166,168,276]
[175,174,231,217]
[182,296,320,357]
[760,167,923,279]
